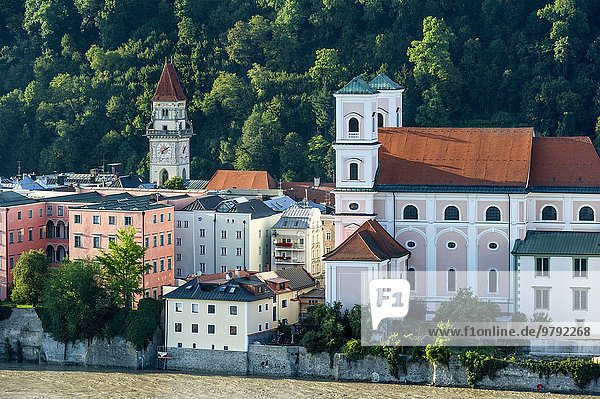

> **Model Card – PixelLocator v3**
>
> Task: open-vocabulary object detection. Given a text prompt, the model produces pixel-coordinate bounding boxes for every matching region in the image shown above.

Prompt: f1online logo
[369,279,410,330]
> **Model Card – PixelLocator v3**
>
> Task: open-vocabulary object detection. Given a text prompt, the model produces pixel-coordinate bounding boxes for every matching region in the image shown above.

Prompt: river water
[0,364,596,399]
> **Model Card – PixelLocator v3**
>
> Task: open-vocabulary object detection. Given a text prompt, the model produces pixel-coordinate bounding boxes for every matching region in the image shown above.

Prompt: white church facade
[327,73,600,322]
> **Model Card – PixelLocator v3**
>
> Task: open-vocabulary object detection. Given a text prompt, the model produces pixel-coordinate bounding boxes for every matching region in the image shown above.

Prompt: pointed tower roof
[323,219,410,261]
[152,63,187,102]
[335,77,379,95]
[369,73,403,90]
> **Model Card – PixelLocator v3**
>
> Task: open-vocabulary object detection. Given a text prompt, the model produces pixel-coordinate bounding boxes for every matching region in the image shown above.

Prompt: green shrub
[459,350,509,387]
[124,298,162,350]
[424,344,452,367]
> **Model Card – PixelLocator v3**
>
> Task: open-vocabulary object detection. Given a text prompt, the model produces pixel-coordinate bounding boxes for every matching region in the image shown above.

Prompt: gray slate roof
[272,217,309,229]
[164,277,274,302]
[72,194,171,211]
[182,195,224,211]
[228,199,276,219]
[275,267,315,290]
[185,180,209,190]
[264,196,296,212]
[512,230,600,256]
[43,192,131,203]
[0,191,38,206]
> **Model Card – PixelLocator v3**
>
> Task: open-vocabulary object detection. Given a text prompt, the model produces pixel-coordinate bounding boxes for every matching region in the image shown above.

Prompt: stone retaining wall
[166,347,247,375]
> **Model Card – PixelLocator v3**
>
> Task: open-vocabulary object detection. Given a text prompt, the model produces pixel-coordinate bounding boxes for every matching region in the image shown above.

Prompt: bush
[424,344,452,367]
[459,350,509,387]
[124,298,162,350]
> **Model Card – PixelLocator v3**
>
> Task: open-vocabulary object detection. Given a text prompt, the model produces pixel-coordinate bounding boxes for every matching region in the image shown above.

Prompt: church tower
[146,62,194,186]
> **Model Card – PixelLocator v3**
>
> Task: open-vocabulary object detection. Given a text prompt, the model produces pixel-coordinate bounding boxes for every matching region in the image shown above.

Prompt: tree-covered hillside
[1,0,600,181]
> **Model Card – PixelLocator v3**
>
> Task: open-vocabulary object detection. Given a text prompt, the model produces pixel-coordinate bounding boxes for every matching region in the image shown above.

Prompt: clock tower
[146,62,194,186]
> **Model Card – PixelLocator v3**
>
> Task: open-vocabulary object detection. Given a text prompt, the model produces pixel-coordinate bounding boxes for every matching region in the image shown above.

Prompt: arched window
[444,206,459,221]
[579,206,594,221]
[403,205,418,220]
[489,269,497,293]
[161,108,168,118]
[541,205,557,221]
[182,168,186,180]
[377,113,384,128]
[485,206,501,221]
[349,163,359,180]
[348,118,359,132]
[407,267,416,291]
[447,268,456,292]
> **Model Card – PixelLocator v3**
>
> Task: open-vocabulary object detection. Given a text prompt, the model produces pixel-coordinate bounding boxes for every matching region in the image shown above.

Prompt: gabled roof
[264,196,296,212]
[205,170,276,190]
[335,77,378,95]
[377,127,534,187]
[274,267,316,290]
[163,277,274,302]
[0,191,38,207]
[184,180,209,190]
[529,137,600,187]
[282,181,335,205]
[181,195,224,211]
[109,174,152,189]
[512,231,600,256]
[151,63,187,102]
[227,199,276,219]
[323,219,409,262]
[369,73,403,90]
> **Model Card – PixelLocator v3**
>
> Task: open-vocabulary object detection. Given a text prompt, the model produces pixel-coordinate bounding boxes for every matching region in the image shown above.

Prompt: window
[221,230,227,239]
[488,242,498,250]
[167,258,172,270]
[444,206,459,220]
[174,323,182,333]
[208,304,215,314]
[534,288,550,310]
[17,211,21,220]
[447,268,456,292]
[349,203,359,211]
[282,299,288,308]
[541,206,557,221]
[124,216,132,226]
[535,257,549,276]
[160,234,164,246]
[258,229,262,238]
[229,326,237,336]
[446,241,457,250]
[177,220,182,228]
[258,304,262,312]
[199,245,205,255]
[153,215,157,224]
[46,205,53,216]
[176,254,182,261]
[220,247,227,256]
[192,343,197,349]
[326,230,331,241]
[236,231,242,239]
[574,258,588,277]
[191,303,199,313]
[281,318,288,326]
[265,303,269,311]
[223,346,229,351]
[93,235,101,248]
[168,213,171,221]
[326,245,331,252]
[74,234,82,248]
[349,163,359,180]
[573,289,588,310]
[348,117,359,133]
[74,214,81,224]
[144,236,149,248]
[153,261,157,273]
[160,259,164,272]
[57,206,64,217]
[108,235,116,244]
[208,325,215,334]
[265,322,269,330]
[407,267,416,290]
[199,263,206,273]
[28,210,32,219]
[167,233,172,245]
[9,257,14,269]
[176,238,182,246]
[191,323,199,334]
[17,230,22,242]
[236,248,242,256]
[39,208,43,217]
[108,216,116,225]
[230,305,237,315]
[258,246,262,255]
[93,215,100,224]
[579,206,594,221]
[221,266,227,273]
[177,342,182,348]
[184,221,189,228]
[403,205,418,220]
[160,214,164,223]
[39,227,44,239]
[488,269,498,293]
[9,231,13,244]
[259,324,262,332]
[406,240,416,249]
[199,229,205,238]
[175,302,183,312]
[377,112,384,128]
[485,206,501,221]
[28,228,33,241]
[153,235,157,247]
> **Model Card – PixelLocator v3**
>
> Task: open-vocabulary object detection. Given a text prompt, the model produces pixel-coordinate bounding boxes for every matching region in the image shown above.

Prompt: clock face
[151,142,175,163]
[180,144,189,163]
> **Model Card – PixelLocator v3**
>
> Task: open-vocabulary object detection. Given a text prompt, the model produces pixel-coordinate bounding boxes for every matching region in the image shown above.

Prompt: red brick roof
[205,170,276,190]
[529,137,600,186]
[282,181,335,205]
[377,127,534,186]
[151,63,187,102]
[323,219,409,262]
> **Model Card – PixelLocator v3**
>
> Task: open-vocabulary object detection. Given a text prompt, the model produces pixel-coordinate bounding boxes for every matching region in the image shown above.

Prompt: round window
[406,240,416,249]
[446,241,457,250]
[349,203,359,211]
[488,242,498,250]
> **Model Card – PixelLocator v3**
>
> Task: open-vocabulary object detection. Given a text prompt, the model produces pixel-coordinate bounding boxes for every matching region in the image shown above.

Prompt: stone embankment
[0,308,158,368]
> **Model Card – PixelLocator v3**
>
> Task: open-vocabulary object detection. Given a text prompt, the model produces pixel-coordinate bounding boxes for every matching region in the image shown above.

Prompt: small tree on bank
[163,176,185,190]
[433,287,500,323]
[96,227,148,308]
[10,250,49,306]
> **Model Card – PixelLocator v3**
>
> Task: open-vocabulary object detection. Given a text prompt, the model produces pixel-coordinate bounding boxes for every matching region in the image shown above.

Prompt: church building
[326,74,600,322]
[146,63,194,186]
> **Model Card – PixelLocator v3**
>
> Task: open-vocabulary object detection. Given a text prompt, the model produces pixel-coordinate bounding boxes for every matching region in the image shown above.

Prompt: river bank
[1,363,597,399]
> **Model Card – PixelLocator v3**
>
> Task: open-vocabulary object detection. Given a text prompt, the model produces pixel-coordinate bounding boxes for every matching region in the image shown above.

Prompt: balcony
[274,258,305,265]
[275,242,304,250]
[145,128,194,137]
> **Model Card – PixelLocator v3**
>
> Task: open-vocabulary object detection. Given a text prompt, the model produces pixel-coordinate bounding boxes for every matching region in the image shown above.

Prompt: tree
[95,227,149,308]
[163,176,185,189]
[10,250,49,306]
[307,134,333,180]
[299,302,350,355]
[41,259,109,345]
[279,132,306,181]
[433,287,500,323]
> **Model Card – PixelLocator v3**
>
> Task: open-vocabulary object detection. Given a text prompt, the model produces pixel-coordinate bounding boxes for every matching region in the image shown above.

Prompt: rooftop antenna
[164,57,167,65]
[17,160,22,179]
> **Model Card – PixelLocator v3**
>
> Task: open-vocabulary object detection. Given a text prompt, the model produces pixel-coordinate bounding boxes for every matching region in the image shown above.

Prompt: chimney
[151,193,160,203]
[313,177,321,188]
[57,174,66,186]
[90,168,97,183]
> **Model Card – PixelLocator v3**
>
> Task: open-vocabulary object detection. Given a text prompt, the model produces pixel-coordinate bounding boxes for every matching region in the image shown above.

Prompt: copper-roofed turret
[152,63,187,102]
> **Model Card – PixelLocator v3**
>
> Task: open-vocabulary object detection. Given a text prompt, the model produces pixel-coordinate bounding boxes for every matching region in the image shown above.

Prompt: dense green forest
[1,0,600,181]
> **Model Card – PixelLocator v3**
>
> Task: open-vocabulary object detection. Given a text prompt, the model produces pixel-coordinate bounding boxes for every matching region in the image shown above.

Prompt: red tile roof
[529,137,600,186]
[323,219,410,262]
[282,181,335,205]
[377,127,534,186]
[151,63,187,102]
[205,170,277,190]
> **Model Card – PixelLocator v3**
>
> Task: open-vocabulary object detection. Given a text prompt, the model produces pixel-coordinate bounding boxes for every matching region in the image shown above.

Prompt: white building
[174,196,280,278]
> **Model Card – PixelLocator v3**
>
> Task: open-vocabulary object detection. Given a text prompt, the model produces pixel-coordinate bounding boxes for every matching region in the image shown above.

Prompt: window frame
[485,206,501,222]
[402,204,419,220]
[447,268,457,292]
[578,205,595,222]
[535,257,550,277]
[541,205,558,221]
[573,258,588,278]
